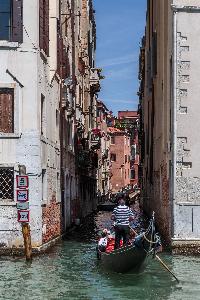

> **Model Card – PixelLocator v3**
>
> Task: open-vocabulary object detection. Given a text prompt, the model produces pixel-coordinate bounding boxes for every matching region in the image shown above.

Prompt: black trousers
[114,225,130,249]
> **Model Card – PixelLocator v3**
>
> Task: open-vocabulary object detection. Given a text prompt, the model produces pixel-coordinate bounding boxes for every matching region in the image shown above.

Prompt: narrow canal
[0,211,200,300]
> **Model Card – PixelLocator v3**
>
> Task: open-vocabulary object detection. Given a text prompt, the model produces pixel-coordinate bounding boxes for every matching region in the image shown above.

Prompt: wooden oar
[155,254,179,283]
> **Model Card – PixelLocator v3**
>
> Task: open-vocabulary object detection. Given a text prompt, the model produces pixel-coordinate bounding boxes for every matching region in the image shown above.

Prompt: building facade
[0,0,62,248]
[139,0,200,251]
[118,111,140,189]
[60,0,101,227]
[96,100,111,199]
[0,0,100,250]
[108,127,131,194]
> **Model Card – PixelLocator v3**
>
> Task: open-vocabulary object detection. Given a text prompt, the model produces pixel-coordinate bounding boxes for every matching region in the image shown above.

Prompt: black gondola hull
[99,244,147,273]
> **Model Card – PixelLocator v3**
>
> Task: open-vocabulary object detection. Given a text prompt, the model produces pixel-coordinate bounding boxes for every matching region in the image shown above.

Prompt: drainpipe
[171,8,177,240]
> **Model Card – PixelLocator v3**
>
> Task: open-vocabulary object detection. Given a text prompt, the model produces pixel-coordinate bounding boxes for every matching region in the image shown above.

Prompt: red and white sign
[17,210,30,223]
[16,175,29,189]
[16,189,29,202]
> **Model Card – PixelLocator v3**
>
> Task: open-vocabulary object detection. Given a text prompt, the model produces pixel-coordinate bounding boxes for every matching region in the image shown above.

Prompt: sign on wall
[17,210,30,223]
[16,175,29,189]
[16,202,29,210]
[16,189,29,202]
[16,175,30,223]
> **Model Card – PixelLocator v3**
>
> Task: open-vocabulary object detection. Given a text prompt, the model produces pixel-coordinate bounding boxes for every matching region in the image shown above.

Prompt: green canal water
[0,240,200,300]
[0,209,200,300]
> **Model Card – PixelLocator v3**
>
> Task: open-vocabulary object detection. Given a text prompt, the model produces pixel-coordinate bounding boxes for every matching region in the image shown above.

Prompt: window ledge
[0,133,21,139]
[0,41,19,49]
[0,201,16,206]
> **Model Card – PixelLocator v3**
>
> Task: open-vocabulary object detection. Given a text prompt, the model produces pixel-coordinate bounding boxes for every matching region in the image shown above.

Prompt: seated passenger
[98,229,108,252]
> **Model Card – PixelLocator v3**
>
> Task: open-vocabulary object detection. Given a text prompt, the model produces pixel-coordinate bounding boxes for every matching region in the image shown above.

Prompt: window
[111,136,115,144]
[111,153,116,162]
[131,145,136,160]
[131,169,135,180]
[0,0,11,40]
[152,31,157,77]
[42,168,47,203]
[56,109,59,142]
[41,94,45,135]
[0,167,14,200]
[0,0,23,42]
[39,0,49,55]
[0,88,14,133]
[56,172,60,201]
[56,109,59,127]
[125,155,127,163]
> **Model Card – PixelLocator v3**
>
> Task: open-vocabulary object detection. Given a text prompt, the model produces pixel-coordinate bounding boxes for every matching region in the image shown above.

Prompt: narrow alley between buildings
[1,0,200,299]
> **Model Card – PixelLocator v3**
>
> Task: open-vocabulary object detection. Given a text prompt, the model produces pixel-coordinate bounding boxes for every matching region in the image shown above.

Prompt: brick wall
[42,194,61,243]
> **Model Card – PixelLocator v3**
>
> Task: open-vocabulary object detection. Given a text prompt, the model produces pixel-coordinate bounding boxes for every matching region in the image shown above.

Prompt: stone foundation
[172,240,200,255]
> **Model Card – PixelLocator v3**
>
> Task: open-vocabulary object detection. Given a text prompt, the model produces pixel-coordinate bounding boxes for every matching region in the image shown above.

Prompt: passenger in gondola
[111,197,134,249]
[98,229,108,252]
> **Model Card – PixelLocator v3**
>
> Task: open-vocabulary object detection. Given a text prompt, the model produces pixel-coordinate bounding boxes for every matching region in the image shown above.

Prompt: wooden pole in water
[19,165,32,261]
[155,254,179,283]
[22,223,32,261]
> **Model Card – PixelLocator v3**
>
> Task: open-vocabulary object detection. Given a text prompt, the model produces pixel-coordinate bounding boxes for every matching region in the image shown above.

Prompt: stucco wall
[0,0,61,248]
[173,6,200,240]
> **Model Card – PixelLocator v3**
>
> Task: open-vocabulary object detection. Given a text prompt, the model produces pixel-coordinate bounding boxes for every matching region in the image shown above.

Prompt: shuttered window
[39,0,49,55]
[0,0,23,42]
[12,0,23,43]
[0,88,14,133]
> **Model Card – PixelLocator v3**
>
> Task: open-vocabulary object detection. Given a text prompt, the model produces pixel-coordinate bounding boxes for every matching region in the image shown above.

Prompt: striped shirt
[112,205,134,226]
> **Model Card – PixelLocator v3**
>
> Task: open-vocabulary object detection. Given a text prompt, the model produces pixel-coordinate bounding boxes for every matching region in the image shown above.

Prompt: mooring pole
[19,165,32,261]
[22,223,32,261]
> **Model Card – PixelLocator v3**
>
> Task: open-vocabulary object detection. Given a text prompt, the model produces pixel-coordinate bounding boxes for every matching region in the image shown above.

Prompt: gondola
[97,213,160,273]
[97,200,116,211]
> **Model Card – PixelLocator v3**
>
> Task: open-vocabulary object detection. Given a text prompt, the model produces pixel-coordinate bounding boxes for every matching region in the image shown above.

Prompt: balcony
[90,68,101,93]
[102,149,109,160]
[90,129,101,150]
[77,150,91,169]
[77,150,98,170]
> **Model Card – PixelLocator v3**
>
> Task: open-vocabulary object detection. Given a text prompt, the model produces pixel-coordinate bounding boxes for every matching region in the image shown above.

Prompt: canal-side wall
[172,4,200,250]
[140,1,200,252]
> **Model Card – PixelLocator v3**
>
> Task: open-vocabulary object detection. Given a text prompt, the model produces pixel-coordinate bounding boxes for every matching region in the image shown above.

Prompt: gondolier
[111,197,134,249]
[97,212,161,273]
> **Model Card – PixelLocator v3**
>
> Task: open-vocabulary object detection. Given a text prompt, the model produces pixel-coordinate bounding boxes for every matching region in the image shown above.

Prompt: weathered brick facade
[42,195,61,244]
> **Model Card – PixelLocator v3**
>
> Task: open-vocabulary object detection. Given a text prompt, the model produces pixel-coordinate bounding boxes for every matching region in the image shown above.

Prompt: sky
[93,0,147,115]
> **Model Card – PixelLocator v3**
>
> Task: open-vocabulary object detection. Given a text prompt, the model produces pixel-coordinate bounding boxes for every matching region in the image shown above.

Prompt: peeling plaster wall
[0,0,61,248]
[173,5,200,240]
